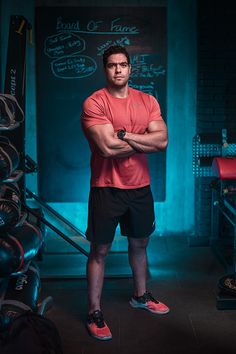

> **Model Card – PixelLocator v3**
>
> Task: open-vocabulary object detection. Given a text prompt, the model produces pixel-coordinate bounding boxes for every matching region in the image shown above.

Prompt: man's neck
[107,85,129,98]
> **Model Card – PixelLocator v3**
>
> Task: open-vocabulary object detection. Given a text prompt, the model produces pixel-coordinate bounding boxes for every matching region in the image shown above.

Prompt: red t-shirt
[81,87,163,189]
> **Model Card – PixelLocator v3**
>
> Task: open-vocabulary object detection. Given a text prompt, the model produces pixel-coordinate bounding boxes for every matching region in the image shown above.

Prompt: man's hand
[122,120,168,153]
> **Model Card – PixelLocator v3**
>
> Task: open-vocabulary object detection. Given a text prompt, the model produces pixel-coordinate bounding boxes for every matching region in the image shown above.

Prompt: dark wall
[195,1,236,241]
[197,1,236,133]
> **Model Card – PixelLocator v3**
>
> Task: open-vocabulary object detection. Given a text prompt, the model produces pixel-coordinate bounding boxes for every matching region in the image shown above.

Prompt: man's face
[105,53,131,89]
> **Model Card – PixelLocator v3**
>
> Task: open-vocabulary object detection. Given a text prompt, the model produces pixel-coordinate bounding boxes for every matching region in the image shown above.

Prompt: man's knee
[89,243,111,262]
[128,237,149,252]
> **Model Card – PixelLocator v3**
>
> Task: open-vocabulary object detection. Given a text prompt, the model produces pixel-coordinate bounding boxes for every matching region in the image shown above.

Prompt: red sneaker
[129,291,170,314]
[87,310,112,340]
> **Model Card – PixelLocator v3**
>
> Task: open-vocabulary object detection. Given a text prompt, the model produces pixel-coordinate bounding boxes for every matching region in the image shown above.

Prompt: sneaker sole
[90,334,112,341]
[129,300,170,315]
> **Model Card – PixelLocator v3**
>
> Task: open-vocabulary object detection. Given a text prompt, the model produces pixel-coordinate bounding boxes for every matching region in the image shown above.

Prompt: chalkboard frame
[35,6,167,202]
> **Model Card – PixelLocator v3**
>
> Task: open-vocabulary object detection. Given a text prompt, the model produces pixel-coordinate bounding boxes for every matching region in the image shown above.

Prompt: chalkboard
[35,7,167,202]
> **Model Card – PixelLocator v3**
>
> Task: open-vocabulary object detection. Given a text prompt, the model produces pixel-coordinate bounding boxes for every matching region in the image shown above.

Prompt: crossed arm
[121,120,168,153]
[86,119,168,158]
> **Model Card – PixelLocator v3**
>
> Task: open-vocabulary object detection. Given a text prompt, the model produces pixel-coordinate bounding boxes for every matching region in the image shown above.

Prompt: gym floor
[37,233,236,354]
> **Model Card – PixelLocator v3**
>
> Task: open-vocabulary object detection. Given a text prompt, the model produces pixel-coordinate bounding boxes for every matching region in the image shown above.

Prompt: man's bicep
[86,123,115,150]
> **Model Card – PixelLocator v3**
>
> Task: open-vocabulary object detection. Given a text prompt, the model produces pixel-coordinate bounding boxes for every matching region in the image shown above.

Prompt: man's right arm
[86,123,136,158]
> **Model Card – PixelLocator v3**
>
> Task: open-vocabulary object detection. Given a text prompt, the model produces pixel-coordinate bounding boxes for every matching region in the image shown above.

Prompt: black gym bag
[1,311,63,354]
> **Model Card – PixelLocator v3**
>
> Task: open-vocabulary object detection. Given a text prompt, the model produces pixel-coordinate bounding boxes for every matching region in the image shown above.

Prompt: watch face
[118,129,126,140]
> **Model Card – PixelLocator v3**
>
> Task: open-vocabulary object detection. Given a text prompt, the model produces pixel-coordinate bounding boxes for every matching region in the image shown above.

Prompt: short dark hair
[103,45,130,68]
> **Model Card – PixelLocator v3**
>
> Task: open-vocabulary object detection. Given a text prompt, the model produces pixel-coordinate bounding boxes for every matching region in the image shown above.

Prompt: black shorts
[86,186,155,244]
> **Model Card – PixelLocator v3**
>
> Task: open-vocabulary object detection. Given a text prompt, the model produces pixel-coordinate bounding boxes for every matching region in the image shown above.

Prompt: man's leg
[86,242,113,340]
[128,236,170,315]
[87,242,112,313]
[128,237,149,297]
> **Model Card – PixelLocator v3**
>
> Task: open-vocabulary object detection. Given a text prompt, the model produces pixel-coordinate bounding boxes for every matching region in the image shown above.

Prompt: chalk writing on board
[44,21,165,81]
[56,16,139,34]
[129,80,158,99]
[44,32,85,58]
[130,54,165,78]
[51,55,97,79]
[97,37,130,56]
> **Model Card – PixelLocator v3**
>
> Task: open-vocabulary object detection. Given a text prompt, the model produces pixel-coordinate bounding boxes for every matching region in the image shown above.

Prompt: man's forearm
[125,139,157,153]
[99,137,136,158]
[124,131,168,153]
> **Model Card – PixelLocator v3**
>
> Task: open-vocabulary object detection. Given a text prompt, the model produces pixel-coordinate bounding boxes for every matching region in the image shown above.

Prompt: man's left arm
[120,120,168,153]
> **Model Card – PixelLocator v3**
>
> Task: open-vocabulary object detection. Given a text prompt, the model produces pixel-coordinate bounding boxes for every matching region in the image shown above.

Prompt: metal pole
[24,204,89,257]
[26,188,86,238]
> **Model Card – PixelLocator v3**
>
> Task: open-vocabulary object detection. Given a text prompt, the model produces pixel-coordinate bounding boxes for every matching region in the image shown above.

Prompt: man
[81,45,169,341]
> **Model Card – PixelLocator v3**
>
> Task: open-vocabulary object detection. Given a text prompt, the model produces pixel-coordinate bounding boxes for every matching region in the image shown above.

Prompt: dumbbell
[0,222,43,277]
[0,137,19,181]
[0,262,41,330]
[0,183,21,230]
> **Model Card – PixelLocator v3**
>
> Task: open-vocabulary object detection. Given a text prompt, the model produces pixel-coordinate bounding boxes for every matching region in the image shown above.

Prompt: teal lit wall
[0,0,196,236]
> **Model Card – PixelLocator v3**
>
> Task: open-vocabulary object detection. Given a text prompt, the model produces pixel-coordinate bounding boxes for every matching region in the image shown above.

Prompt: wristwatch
[117,129,126,140]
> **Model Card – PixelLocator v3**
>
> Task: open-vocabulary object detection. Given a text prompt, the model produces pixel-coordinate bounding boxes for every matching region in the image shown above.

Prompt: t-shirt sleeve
[148,95,164,123]
[81,96,111,130]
